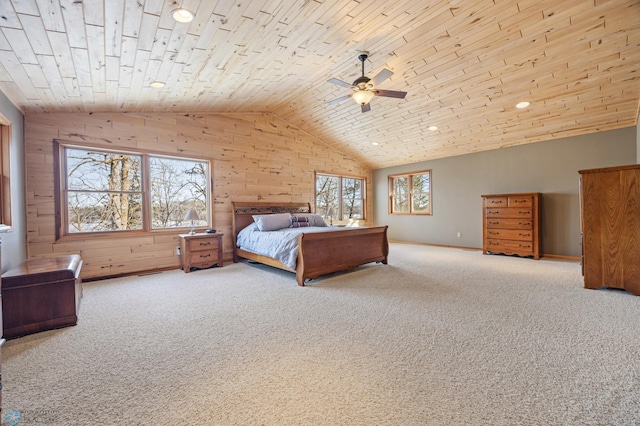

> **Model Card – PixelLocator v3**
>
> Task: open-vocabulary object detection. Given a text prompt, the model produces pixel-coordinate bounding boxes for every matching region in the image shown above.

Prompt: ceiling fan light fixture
[172,8,195,23]
[352,90,375,105]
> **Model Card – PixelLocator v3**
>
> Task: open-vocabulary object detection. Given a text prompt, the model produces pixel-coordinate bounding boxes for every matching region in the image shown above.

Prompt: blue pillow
[252,213,292,231]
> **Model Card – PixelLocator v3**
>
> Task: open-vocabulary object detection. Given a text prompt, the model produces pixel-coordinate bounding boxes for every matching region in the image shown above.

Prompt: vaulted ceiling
[1,0,639,169]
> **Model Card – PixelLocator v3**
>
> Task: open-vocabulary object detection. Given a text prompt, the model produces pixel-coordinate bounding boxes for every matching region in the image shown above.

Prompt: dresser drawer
[508,196,533,207]
[486,218,534,229]
[485,207,533,219]
[188,237,220,252]
[484,197,508,207]
[486,239,535,256]
[485,229,534,241]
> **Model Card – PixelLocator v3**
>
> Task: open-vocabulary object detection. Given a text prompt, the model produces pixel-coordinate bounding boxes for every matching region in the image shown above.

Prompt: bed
[232,202,389,286]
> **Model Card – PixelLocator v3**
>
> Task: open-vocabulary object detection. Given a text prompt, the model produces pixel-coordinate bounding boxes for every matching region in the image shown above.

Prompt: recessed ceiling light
[150,81,165,88]
[516,101,531,109]
[428,125,438,131]
[372,142,380,146]
[172,8,195,23]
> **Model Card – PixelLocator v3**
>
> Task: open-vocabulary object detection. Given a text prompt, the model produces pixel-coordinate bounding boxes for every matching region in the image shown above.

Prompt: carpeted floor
[3,243,640,425]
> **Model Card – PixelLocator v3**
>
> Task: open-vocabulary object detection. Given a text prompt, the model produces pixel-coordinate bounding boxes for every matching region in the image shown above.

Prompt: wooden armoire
[579,164,640,296]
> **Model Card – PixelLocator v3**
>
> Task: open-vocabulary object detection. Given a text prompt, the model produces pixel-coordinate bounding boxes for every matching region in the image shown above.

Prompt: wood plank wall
[25,112,372,279]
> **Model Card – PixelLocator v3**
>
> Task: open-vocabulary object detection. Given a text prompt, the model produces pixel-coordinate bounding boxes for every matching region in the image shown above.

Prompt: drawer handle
[518,211,531,215]
[490,200,503,204]
[519,244,531,248]
[518,222,531,226]
[513,199,526,203]
[518,233,531,237]
[199,242,212,247]
[488,221,499,225]
[489,231,499,236]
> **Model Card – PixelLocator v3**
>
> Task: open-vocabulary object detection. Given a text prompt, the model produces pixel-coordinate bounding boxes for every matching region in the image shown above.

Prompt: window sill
[57,228,202,241]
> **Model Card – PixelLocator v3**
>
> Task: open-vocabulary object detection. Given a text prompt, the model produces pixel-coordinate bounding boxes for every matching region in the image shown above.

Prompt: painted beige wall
[373,127,636,257]
[25,112,372,279]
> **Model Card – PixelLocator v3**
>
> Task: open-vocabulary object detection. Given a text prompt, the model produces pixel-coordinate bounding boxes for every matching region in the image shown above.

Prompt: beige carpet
[3,243,640,425]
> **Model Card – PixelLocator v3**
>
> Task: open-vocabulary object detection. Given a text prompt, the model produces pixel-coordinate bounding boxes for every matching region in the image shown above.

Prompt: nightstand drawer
[188,250,217,263]
[188,237,220,252]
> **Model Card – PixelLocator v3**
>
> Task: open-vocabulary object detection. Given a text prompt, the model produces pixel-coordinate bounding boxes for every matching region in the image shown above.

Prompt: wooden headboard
[231,201,312,243]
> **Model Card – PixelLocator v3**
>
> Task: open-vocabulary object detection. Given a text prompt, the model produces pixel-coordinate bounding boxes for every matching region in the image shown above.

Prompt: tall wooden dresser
[482,192,541,260]
[579,165,640,296]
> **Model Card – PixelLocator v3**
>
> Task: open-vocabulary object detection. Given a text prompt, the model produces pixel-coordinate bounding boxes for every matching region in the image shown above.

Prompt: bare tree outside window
[315,173,365,222]
[316,175,340,219]
[62,144,211,235]
[391,176,409,213]
[411,173,430,213]
[389,170,431,215]
[150,157,208,229]
[342,177,363,219]
[66,149,142,232]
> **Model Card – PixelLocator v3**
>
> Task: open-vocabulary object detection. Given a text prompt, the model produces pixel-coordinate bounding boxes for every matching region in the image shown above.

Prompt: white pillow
[252,213,292,231]
[291,213,327,227]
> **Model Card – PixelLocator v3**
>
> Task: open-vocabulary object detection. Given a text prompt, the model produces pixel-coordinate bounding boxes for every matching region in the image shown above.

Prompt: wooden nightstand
[179,233,224,273]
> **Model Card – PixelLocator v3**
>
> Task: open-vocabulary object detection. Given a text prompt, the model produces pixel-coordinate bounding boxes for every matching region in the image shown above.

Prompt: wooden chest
[2,255,83,339]
[180,233,224,272]
[482,193,541,259]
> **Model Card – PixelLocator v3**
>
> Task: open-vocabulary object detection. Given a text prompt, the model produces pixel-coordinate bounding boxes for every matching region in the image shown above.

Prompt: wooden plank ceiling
[0,0,639,169]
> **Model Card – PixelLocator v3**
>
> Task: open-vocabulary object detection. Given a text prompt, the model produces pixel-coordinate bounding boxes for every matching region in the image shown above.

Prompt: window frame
[0,113,12,227]
[54,140,213,239]
[314,172,367,221]
[388,170,432,215]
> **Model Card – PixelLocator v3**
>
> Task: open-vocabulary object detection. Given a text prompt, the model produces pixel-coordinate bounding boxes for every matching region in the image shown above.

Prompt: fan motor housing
[353,76,371,87]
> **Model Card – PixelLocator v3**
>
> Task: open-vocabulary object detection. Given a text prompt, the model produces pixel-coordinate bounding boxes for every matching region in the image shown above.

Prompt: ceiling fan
[326,52,407,113]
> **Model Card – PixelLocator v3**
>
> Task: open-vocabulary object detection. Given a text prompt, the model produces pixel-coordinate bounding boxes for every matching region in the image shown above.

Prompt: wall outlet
[176,246,181,255]
[456,232,462,238]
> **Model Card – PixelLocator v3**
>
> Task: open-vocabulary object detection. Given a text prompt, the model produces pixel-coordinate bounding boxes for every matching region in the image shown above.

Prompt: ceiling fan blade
[327,78,354,88]
[371,69,393,87]
[326,94,352,106]
[361,103,371,113]
[374,89,407,99]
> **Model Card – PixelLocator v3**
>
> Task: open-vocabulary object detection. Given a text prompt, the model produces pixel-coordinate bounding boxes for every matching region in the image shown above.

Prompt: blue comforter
[236,223,347,270]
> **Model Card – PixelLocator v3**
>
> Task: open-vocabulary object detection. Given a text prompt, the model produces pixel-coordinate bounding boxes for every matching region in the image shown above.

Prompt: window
[389,170,432,215]
[315,173,366,222]
[0,114,12,226]
[56,141,211,236]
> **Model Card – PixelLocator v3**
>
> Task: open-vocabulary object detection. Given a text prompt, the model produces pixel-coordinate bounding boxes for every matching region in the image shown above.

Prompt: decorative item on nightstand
[327,208,334,226]
[184,209,199,235]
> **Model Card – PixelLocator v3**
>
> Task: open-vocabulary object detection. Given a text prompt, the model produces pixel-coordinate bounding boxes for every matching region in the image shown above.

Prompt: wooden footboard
[296,226,388,285]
